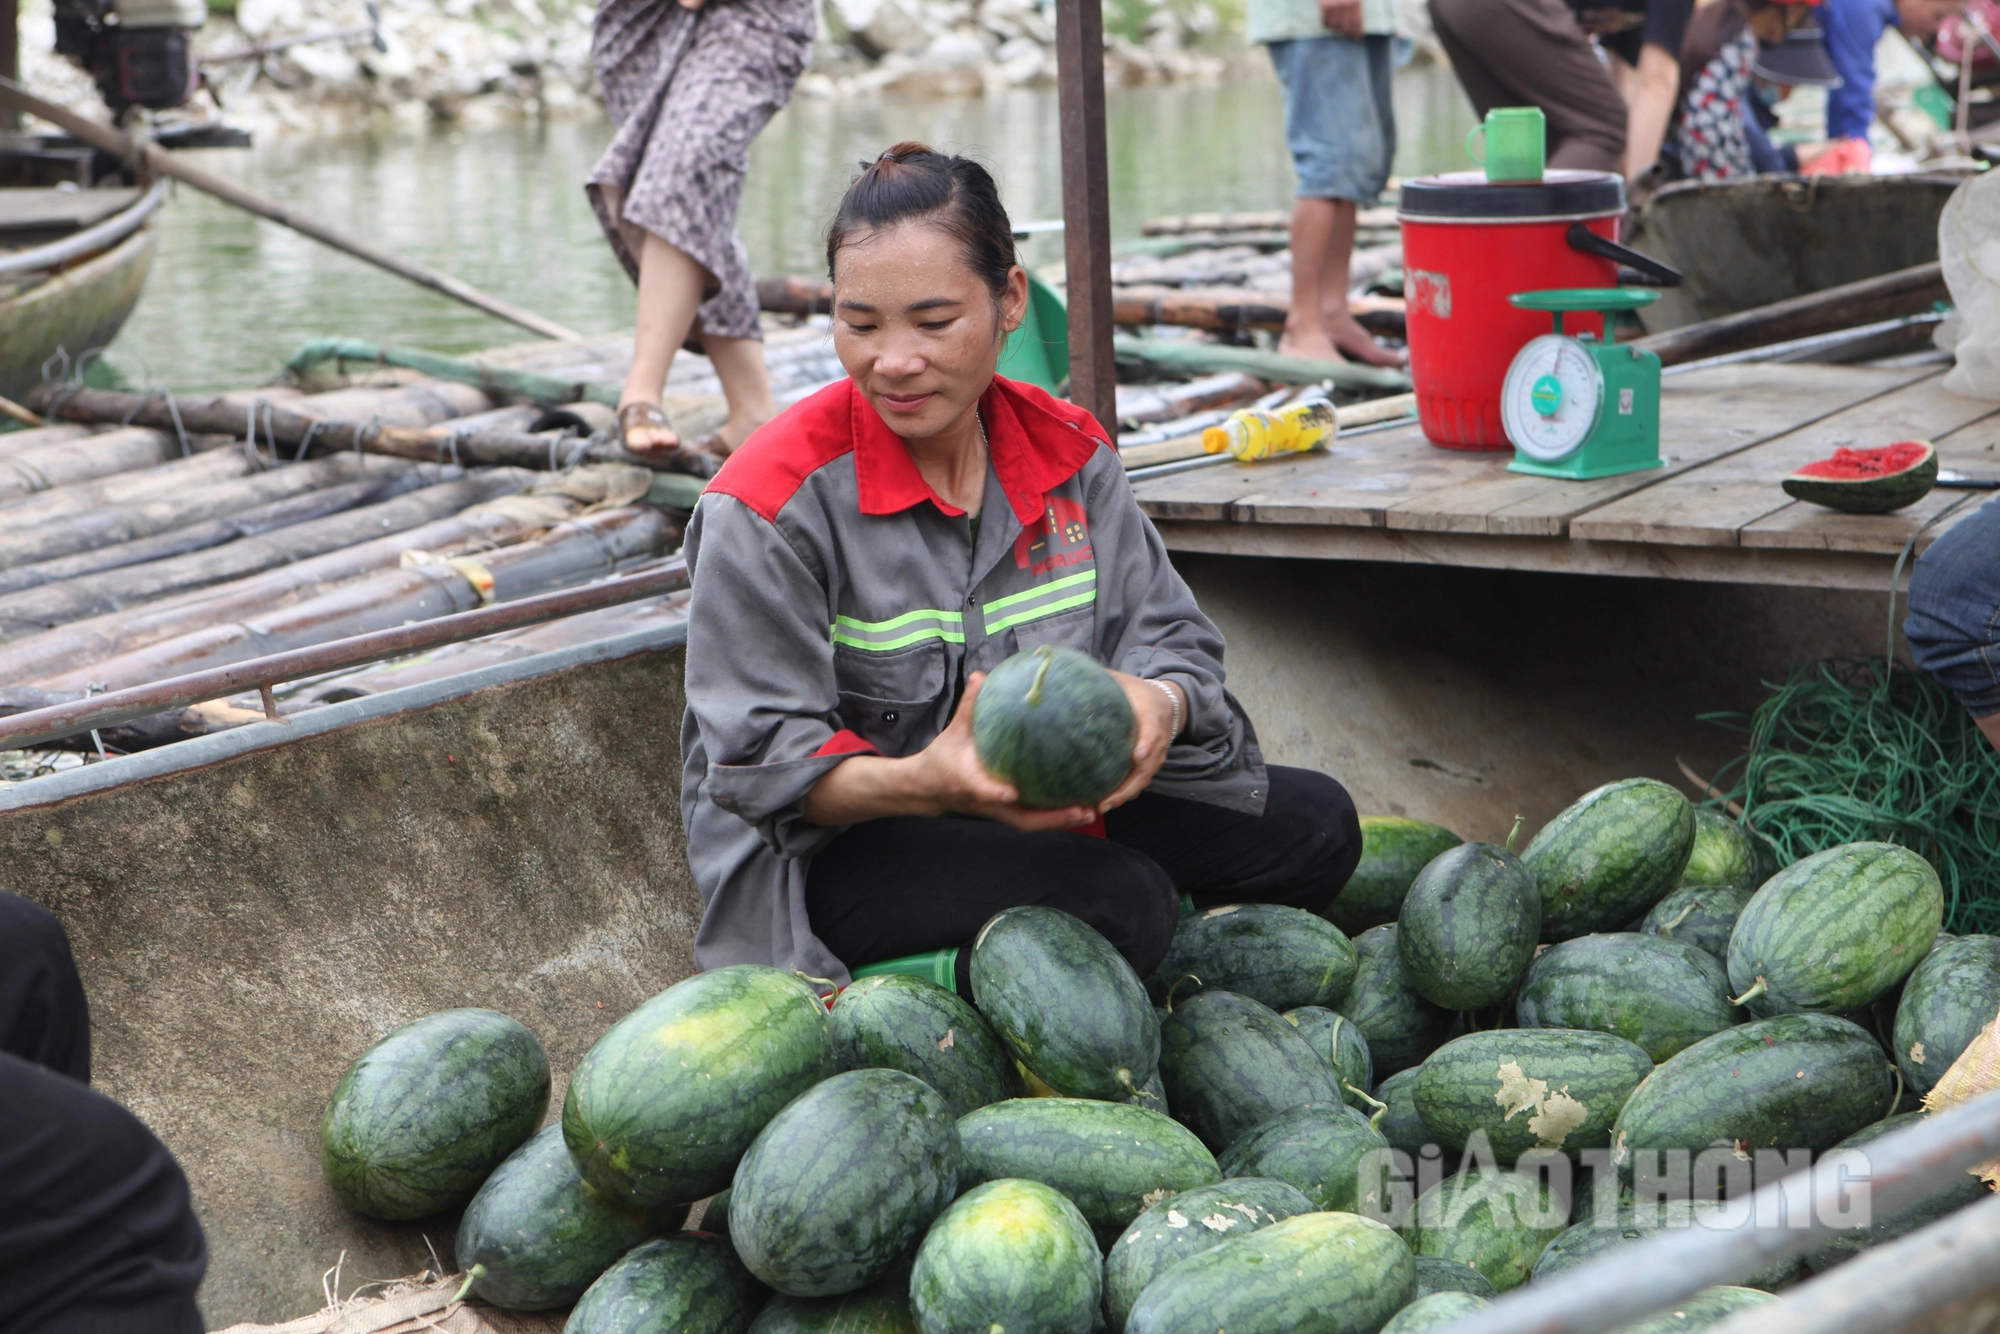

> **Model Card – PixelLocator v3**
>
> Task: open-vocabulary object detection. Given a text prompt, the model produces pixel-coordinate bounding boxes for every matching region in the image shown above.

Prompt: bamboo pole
[0,393,43,428]
[0,423,99,458]
[0,453,416,569]
[1112,334,1412,389]
[1141,211,1291,236]
[0,0,15,134]
[0,76,585,343]
[0,473,540,682]
[32,384,699,473]
[285,339,620,406]
[0,439,248,521]
[760,273,1405,336]
[0,427,240,504]
[32,506,674,692]
[1631,262,1947,367]
[0,471,446,629]
[1056,0,1117,436]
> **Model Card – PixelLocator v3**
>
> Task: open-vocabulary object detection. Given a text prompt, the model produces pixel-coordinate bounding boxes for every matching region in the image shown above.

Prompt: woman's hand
[1095,672,1184,815]
[912,673,1098,831]
[802,673,1097,832]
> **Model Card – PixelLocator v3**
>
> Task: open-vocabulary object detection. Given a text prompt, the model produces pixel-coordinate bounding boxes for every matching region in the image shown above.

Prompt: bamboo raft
[0,253,1409,777]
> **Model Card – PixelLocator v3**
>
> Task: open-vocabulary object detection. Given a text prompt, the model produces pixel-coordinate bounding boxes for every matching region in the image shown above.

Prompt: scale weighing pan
[1502,287,1664,482]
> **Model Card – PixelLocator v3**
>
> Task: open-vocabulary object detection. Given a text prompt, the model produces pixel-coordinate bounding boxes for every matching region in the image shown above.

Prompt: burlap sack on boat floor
[459,464,656,527]
[1921,1011,2000,1190]
[210,1272,563,1334]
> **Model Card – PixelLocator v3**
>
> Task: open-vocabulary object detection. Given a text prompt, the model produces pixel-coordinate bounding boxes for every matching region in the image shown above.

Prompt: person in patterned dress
[1672,0,1769,179]
[1670,1,1840,179]
[587,0,815,460]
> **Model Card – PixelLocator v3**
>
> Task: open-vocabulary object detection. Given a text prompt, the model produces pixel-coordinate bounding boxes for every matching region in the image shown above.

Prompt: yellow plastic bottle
[1201,395,1338,461]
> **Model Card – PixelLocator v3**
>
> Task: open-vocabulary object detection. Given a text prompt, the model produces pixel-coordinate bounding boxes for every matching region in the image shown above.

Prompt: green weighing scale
[1502,288,1663,481]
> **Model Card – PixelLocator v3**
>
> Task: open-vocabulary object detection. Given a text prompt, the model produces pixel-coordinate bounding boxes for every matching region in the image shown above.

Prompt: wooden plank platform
[1133,363,2000,590]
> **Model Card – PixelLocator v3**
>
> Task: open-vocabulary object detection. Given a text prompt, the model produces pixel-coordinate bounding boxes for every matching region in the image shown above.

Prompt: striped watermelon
[321,1008,550,1221]
[1147,903,1358,1011]
[1101,1178,1313,1334]
[1727,843,1942,1016]
[829,972,1022,1117]
[1157,990,1338,1152]
[1125,1212,1416,1334]
[955,1097,1219,1246]
[910,1179,1101,1334]
[728,1068,959,1297]
[971,906,1160,1103]
[1522,780,1694,941]
[456,1125,678,1311]
[564,1232,768,1334]
[563,966,835,1209]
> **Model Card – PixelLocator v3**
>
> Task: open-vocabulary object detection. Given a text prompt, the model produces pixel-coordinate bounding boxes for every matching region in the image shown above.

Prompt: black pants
[0,892,206,1334]
[806,765,1362,989]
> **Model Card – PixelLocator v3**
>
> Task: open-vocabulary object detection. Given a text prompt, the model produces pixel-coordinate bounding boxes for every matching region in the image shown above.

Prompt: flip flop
[617,401,677,452]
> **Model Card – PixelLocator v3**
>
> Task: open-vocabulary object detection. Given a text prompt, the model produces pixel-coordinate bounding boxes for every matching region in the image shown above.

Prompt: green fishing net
[1703,657,2000,933]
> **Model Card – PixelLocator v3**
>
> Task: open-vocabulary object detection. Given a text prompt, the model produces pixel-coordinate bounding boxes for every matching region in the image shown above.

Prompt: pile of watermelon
[317,776,2000,1334]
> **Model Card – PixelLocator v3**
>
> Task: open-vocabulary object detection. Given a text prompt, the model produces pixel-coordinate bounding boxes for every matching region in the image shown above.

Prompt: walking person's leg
[615,234,780,455]
[618,231,709,454]
[1268,37,1405,367]
[590,1,810,456]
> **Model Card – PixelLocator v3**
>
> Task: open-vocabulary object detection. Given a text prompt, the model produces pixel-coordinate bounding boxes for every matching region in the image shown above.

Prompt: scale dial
[1503,333,1605,462]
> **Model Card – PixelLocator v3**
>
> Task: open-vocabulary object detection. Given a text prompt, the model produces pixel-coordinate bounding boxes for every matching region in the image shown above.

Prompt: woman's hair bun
[828,143,1017,299]
[873,141,933,166]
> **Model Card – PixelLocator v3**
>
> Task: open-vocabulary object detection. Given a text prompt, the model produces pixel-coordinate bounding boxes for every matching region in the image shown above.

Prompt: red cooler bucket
[1399,171,1626,450]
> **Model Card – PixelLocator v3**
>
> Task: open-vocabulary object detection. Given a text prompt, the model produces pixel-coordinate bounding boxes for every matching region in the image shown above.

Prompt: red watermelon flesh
[1781,440,1938,515]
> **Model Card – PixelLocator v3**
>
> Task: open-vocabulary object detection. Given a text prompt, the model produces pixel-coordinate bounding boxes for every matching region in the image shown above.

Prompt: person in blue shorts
[1907,496,2000,756]
[1250,0,1406,367]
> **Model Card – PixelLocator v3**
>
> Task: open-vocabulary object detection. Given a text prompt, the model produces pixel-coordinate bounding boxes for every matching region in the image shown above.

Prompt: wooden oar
[0,76,584,344]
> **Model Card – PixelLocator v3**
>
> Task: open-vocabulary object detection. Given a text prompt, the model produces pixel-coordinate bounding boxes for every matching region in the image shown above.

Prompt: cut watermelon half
[1781,440,1938,515]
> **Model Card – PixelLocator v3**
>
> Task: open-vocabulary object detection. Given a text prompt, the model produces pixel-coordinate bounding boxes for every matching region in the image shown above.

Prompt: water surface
[107,67,1473,392]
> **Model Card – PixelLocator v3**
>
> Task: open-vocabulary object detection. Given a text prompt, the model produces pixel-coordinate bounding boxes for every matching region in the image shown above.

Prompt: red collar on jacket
[709,375,1110,525]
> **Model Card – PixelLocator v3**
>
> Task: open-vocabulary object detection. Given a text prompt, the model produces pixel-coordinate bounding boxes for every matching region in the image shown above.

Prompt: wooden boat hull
[0,223,158,403]
[0,550,1898,1326]
[1636,174,1966,326]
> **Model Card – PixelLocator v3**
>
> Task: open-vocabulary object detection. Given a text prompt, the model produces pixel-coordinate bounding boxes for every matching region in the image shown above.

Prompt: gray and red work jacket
[681,373,1268,982]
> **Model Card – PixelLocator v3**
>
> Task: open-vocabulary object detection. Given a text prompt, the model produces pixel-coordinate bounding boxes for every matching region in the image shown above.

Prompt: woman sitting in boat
[680,142,1363,990]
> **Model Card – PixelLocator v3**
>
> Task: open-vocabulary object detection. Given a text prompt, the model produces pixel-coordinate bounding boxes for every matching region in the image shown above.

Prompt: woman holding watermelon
[677,144,1364,994]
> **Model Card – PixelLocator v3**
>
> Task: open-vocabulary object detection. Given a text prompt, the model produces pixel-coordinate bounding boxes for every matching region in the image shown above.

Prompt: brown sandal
[617,401,678,452]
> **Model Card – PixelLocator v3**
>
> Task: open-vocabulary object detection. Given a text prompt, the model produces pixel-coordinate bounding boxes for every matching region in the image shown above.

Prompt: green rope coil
[1702,657,2000,933]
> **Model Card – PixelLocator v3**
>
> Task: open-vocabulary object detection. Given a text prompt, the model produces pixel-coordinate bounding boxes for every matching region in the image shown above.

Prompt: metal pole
[1444,1089,2000,1334]
[1053,0,1117,437]
[1,0,17,132]
[1702,1194,2000,1334]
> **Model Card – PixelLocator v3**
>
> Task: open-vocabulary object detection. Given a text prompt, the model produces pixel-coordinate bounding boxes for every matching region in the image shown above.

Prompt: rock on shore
[19,0,1300,136]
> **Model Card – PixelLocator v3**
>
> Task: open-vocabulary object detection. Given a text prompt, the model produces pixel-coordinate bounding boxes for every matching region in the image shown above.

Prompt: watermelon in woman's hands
[972,646,1136,809]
